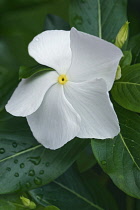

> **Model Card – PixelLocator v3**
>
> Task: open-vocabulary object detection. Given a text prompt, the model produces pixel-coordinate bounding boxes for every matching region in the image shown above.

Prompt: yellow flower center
[58,74,68,85]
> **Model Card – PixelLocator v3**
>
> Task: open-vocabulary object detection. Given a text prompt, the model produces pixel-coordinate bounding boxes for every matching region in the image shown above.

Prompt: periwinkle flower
[6,28,123,149]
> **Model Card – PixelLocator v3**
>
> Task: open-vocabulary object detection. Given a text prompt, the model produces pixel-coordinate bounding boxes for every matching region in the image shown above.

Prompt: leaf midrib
[97,0,102,38]
[119,133,140,171]
[0,144,42,163]
[53,180,104,210]
[115,81,140,86]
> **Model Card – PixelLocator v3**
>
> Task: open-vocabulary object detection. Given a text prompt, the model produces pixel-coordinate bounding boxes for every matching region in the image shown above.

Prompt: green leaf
[69,0,127,41]
[120,51,132,69]
[0,39,19,112]
[111,64,140,113]
[45,14,70,30]
[29,166,118,210]
[76,144,97,173]
[19,65,54,79]
[128,34,140,64]
[0,114,88,194]
[92,102,140,198]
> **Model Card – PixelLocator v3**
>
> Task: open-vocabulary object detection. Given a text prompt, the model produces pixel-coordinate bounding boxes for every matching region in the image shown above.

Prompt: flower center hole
[62,78,64,81]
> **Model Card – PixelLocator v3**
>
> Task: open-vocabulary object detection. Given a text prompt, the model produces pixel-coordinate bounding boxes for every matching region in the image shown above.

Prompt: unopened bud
[20,196,36,209]
[115,21,129,48]
[29,201,37,209]
[115,65,121,80]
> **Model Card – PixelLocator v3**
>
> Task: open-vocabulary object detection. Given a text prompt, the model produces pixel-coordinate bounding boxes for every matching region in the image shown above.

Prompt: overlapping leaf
[92,102,140,198]
[111,64,140,112]
[30,166,118,210]
[0,112,88,194]
[69,0,127,41]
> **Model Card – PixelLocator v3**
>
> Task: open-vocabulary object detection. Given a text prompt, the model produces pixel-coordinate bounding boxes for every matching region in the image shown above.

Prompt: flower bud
[29,201,37,209]
[115,21,129,48]
[115,65,121,80]
[20,196,36,209]
[20,196,30,207]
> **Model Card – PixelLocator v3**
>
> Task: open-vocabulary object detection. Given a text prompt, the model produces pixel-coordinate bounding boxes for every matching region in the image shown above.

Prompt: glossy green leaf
[19,65,54,79]
[92,102,140,198]
[0,113,88,194]
[128,34,140,64]
[111,64,140,112]
[0,39,19,112]
[76,144,97,173]
[120,51,132,69]
[45,14,70,30]
[29,166,118,210]
[69,0,127,41]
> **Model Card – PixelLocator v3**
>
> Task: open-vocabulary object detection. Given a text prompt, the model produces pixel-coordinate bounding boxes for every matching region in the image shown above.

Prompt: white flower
[6,28,123,150]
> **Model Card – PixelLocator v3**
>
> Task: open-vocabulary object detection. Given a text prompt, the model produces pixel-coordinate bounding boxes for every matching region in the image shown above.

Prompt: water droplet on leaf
[28,170,35,176]
[101,160,106,165]
[87,19,91,24]
[39,170,44,175]
[6,167,11,171]
[12,142,17,148]
[28,156,41,165]
[73,16,83,25]
[20,163,25,168]
[0,148,5,154]
[14,159,18,164]
[14,173,19,177]
[34,177,42,185]
[26,182,31,188]
[45,162,50,167]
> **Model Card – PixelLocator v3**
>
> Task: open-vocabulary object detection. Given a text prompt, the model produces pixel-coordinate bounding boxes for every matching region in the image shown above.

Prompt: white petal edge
[27,83,81,150]
[28,30,71,75]
[6,71,58,117]
[64,79,120,139]
[67,28,123,91]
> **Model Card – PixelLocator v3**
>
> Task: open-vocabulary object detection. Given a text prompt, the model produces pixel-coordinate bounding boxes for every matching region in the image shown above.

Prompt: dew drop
[87,18,91,25]
[39,170,44,175]
[20,163,25,168]
[101,160,106,165]
[34,177,42,185]
[131,140,134,143]
[6,167,11,171]
[14,159,18,164]
[73,16,83,25]
[14,173,19,177]
[12,142,17,148]
[28,170,35,176]
[28,156,41,165]
[45,162,50,167]
[0,148,5,154]
[26,182,32,188]
[35,38,39,41]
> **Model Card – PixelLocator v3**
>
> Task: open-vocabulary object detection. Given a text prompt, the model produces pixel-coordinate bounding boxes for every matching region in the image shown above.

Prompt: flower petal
[6,71,58,117]
[64,79,120,139]
[27,84,81,150]
[67,28,123,90]
[28,30,71,75]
